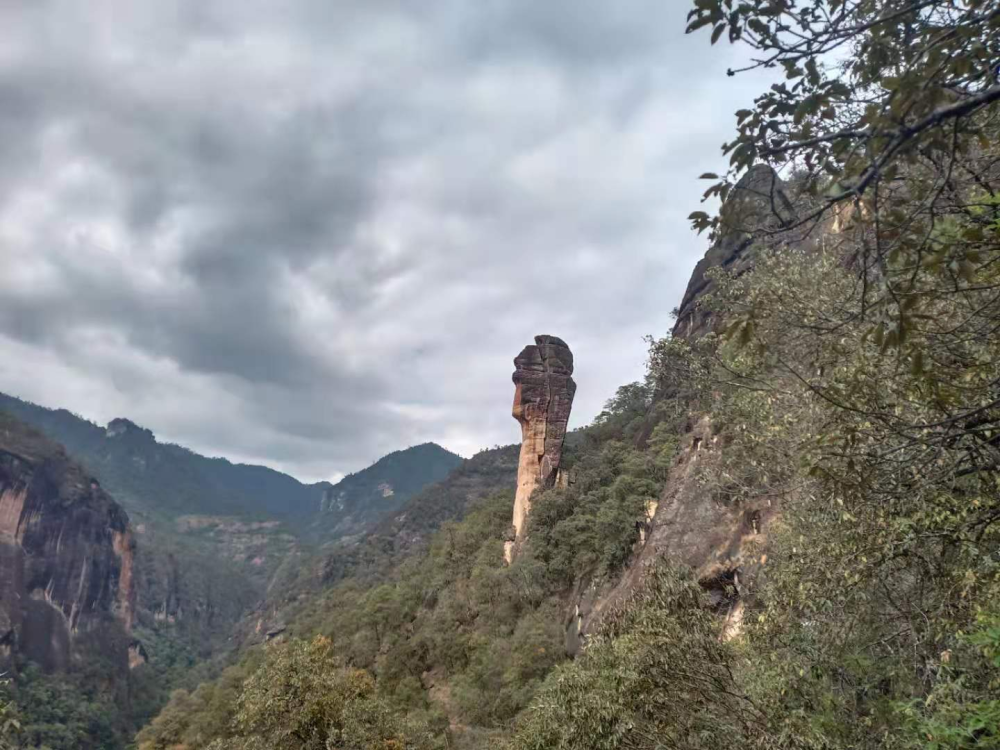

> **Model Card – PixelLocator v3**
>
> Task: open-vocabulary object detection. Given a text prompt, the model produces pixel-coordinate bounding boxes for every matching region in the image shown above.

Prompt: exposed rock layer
[505,335,576,563]
[570,167,803,651]
[0,413,135,673]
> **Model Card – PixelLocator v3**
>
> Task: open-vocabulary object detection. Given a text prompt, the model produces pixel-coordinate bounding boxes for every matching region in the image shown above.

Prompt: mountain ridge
[0,390,462,529]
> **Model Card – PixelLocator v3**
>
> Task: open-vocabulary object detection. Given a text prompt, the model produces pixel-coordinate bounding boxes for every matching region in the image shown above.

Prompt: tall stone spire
[504,335,576,563]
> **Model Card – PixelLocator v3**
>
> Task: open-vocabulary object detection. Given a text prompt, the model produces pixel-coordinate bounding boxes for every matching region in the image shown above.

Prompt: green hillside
[0,391,464,745]
[130,3,1000,748]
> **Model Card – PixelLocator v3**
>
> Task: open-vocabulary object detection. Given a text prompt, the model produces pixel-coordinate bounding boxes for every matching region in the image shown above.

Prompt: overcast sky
[0,0,769,482]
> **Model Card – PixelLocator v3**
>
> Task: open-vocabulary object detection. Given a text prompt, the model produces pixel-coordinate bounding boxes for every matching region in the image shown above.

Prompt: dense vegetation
[0,393,461,536]
[6,1,1000,748]
[134,393,666,749]
[137,2,1000,749]
[504,242,1000,749]
[503,2,1000,747]
[0,394,462,748]
[0,681,20,750]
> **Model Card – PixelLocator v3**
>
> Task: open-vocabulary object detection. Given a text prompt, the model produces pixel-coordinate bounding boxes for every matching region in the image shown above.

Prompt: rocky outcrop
[674,165,796,340]
[0,413,135,673]
[128,639,149,669]
[569,167,804,651]
[106,417,156,442]
[505,335,576,563]
[570,415,775,650]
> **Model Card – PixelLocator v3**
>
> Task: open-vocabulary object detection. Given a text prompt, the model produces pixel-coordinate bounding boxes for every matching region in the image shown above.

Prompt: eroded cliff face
[674,164,797,340]
[0,413,135,673]
[505,335,576,563]
[570,415,776,650]
[570,167,805,650]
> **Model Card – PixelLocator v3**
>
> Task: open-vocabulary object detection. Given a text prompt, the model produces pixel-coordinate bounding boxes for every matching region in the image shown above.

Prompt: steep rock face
[674,165,797,340]
[652,168,797,594]
[571,167,804,650]
[571,415,776,650]
[0,413,135,673]
[505,335,576,563]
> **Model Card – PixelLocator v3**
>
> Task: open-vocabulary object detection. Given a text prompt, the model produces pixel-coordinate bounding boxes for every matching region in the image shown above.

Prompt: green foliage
[528,440,665,585]
[589,381,654,443]
[678,7,1000,737]
[0,392,460,529]
[135,655,261,750]
[688,0,1000,400]
[449,603,565,727]
[213,636,425,750]
[121,9,1000,750]
[0,392,466,747]
[136,233,1000,750]
[687,0,999,235]
[10,662,124,750]
[137,415,672,748]
[310,443,465,540]
[138,638,433,750]
[895,612,1000,750]
[643,237,1000,749]
[0,680,21,750]
[501,563,751,750]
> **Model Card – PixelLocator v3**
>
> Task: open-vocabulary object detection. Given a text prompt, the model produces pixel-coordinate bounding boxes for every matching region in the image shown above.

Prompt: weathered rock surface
[570,415,776,650]
[505,335,576,563]
[569,167,803,651]
[674,165,797,340]
[0,412,135,673]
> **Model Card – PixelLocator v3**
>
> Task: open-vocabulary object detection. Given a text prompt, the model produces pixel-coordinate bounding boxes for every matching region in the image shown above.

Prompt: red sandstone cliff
[0,412,135,673]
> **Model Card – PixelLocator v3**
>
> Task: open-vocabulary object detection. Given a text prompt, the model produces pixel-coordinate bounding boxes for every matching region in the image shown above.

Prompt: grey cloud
[0,0,767,480]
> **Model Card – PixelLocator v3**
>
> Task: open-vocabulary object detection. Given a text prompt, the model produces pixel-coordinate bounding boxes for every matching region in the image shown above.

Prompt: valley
[0,1,998,749]
[0,393,464,744]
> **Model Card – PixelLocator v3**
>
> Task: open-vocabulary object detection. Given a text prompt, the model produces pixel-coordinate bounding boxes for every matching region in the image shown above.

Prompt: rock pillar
[504,335,576,563]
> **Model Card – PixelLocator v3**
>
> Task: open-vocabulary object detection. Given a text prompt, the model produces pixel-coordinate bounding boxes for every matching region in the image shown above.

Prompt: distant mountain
[310,442,468,540]
[241,442,520,643]
[0,391,462,534]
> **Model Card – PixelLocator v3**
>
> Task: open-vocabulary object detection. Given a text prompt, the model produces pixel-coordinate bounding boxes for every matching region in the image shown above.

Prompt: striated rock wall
[0,413,135,673]
[505,335,576,563]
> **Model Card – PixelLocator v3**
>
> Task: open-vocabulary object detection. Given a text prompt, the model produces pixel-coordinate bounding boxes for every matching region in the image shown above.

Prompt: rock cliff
[0,412,135,673]
[674,164,796,340]
[571,167,801,649]
[505,335,576,563]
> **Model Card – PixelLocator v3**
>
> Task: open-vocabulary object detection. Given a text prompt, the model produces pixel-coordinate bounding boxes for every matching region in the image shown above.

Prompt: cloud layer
[0,0,764,481]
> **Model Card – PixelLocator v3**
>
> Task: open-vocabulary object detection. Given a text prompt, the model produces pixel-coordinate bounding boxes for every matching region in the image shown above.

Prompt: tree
[686,0,1000,560]
[648,239,1000,747]
[500,563,754,750]
[688,0,999,233]
[212,636,423,750]
[0,687,21,750]
[688,1,1000,424]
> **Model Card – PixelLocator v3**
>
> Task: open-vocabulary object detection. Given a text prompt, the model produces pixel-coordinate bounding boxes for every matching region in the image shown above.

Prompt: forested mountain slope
[0,392,463,747]
[0,413,136,747]
[0,392,462,533]
[134,3,1000,748]
[3,2,997,749]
